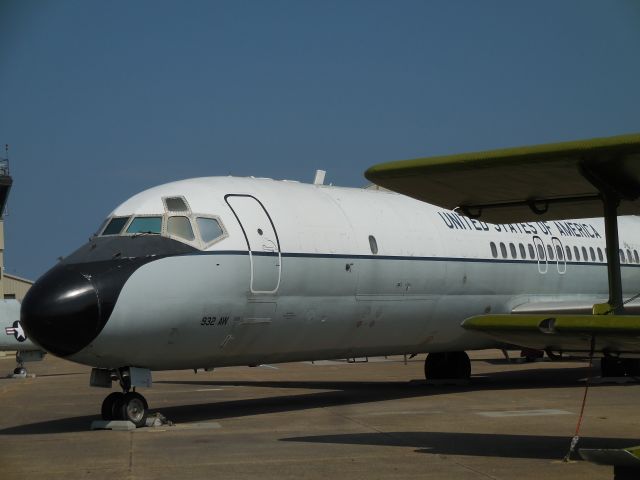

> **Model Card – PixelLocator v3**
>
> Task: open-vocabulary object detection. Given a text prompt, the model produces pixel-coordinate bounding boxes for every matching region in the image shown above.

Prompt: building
[0,148,33,301]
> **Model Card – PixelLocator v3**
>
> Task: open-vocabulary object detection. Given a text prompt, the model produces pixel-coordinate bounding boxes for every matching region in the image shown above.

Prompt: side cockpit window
[167,216,195,241]
[196,217,225,244]
[102,217,130,235]
[126,216,162,234]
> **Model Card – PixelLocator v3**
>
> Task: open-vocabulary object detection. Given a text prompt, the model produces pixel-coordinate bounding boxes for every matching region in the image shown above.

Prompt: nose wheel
[101,391,149,427]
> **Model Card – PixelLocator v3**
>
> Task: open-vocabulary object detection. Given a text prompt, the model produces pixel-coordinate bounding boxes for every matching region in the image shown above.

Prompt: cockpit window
[126,216,162,234]
[164,197,189,212]
[167,216,195,241]
[196,217,224,243]
[102,217,130,236]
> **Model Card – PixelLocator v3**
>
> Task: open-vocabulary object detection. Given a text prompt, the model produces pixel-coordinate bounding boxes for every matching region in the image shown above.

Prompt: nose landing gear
[9,350,46,378]
[101,391,149,427]
[93,366,151,427]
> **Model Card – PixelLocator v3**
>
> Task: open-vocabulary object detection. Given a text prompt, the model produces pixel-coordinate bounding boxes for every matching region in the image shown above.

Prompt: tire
[622,358,640,377]
[13,367,26,376]
[101,392,124,421]
[425,353,445,380]
[424,352,470,380]
[118,392,148,427]
[601,357,626,377]
[451,351,471,379]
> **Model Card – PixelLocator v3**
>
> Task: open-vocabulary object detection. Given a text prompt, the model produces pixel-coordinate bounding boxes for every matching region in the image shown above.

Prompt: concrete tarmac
[0,351,638,479]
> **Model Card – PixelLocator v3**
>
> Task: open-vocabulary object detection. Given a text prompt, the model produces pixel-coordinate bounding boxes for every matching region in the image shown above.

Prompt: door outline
[225,194,281,294]
[533,235,548,274]
[551,236,567,274]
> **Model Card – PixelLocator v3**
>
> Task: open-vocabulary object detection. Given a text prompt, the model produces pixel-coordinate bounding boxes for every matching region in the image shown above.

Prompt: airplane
[0,299,46,375]
[19,133,640,429]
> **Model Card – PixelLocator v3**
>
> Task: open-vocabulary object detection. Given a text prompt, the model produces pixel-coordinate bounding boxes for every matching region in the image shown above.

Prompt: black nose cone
[21,265,101,357]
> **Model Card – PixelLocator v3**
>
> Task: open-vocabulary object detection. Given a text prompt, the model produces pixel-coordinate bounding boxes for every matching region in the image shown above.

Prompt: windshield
[102,217,130,235]
[126,216,162,234]
[96,201,227,248]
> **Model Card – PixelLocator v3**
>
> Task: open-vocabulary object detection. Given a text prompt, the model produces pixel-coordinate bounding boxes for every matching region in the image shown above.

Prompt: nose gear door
[225,195,281,294]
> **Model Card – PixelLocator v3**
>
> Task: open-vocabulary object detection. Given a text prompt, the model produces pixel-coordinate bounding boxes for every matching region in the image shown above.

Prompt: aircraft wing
[365,133,640,354]
[365,133,640,223]
[462,314,640,355]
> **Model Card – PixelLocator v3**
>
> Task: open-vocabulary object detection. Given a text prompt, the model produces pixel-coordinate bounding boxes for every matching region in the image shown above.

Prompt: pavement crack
[127,432,134,479]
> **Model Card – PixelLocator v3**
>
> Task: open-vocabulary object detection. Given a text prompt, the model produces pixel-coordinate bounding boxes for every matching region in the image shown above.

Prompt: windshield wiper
[131,231,160,238]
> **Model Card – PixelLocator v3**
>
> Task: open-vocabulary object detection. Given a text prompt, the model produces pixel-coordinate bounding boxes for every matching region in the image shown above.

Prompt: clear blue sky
[1,0,639,280]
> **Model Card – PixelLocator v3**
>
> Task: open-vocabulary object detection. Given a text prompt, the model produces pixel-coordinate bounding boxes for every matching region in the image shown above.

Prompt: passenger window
[500,242,507,259]
[565,246,572,261]
[635,250,639,264]
[574,246,580,261]
[490,242,498,258]
[537,244,545,259]
[126,216,162,234]
[528,244,535,259]
[369,235,378,255]
[597,248,603,262]
[164,197,189,212]
[197,217,224,243]
[167,216,195,241]
[627,249,633,263]
[519,243,526,259]
[547,245,555,260]
[509,243,517,259]
[102,217,130,235]
[589,247,595,262]
[620,249,626,263]
[556,245,564,260]
[582,247,588,261]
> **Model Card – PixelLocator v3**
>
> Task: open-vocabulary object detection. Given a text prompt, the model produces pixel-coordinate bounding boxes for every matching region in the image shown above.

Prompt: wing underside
[365,133,640,224]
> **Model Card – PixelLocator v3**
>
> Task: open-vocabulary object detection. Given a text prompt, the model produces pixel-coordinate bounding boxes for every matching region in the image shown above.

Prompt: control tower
[0,146,14,299]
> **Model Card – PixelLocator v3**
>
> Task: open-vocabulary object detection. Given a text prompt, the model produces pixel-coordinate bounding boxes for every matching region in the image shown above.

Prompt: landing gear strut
[424,351,471,381]
[96,367,150,427]
[10,350,46,377]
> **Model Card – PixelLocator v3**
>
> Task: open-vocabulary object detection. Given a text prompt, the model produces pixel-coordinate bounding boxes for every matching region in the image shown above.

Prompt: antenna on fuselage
[313,170,326,185]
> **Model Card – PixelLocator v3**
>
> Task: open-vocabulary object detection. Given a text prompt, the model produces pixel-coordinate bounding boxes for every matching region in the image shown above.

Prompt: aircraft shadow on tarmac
[280,431,636,460]
[0,364,635,438]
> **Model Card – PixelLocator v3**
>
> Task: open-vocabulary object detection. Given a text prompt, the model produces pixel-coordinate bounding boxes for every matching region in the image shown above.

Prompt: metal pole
[602,192,623,313]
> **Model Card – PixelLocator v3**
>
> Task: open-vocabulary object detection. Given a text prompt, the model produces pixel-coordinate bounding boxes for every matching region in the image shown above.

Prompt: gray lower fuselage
[73,249,628,370]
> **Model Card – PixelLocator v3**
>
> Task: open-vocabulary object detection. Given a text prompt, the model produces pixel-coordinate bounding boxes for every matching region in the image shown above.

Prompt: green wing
[462,314,640,354]
[365,133,640,223]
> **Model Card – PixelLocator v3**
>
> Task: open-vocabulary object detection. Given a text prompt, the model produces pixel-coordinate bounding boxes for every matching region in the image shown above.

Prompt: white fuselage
[62,177,640,370]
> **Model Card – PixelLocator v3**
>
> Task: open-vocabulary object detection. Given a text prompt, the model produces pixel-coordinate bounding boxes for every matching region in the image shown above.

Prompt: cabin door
[225,195,281,294]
